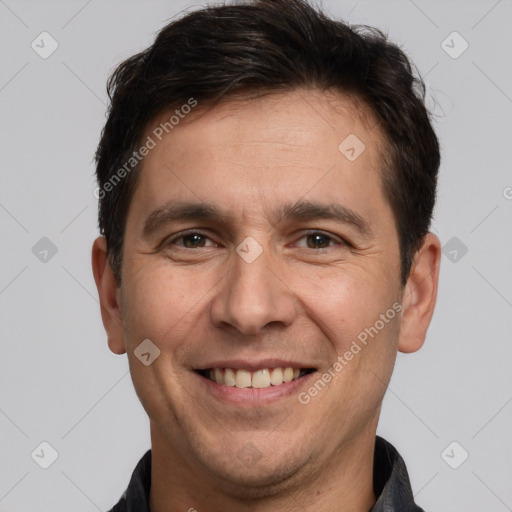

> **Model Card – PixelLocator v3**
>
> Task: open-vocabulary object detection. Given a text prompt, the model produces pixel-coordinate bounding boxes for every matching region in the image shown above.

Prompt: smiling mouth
[195,367,316,389]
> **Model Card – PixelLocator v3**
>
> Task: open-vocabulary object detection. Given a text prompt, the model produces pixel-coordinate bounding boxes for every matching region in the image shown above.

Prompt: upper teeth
[208,367,301,388]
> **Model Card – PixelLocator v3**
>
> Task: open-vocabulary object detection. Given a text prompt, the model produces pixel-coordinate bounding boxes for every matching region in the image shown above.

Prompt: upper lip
[194,359,316,371]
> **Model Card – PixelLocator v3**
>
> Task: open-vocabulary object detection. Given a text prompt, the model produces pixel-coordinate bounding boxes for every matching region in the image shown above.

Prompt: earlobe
[91,236,126,355]
[397,233,441,354]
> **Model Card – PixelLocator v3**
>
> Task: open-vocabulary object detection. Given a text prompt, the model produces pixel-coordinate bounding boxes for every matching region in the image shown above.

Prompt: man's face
[115,90,405,491]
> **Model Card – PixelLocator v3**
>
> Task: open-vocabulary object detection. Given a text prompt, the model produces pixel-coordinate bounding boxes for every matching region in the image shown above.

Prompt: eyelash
[164,229,349,250]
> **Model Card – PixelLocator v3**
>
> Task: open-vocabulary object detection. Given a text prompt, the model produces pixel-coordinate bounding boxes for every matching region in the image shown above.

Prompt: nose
[209,245,296,336]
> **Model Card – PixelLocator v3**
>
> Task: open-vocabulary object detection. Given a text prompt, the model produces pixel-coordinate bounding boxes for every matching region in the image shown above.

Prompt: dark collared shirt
[108,436,424,511]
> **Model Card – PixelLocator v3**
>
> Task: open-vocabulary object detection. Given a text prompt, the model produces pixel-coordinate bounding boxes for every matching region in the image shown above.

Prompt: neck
[149,422,377,512]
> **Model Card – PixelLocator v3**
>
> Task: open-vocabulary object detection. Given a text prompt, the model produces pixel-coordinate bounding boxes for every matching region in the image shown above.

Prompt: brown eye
[181,233,207,248]
[164,231,217,249]
[306,233,333,249]
[293,231,349,251]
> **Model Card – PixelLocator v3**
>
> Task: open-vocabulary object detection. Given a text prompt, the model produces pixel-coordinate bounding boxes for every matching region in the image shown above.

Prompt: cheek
[121,263,209,349]
[290,264,396,351]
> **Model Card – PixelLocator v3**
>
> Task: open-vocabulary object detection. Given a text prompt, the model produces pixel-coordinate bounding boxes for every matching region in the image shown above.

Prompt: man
[92,0,441,510]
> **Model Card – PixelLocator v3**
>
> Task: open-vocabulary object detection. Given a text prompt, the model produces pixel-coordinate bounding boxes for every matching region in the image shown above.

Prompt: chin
[213,463,303,499]
[194,443,309,499]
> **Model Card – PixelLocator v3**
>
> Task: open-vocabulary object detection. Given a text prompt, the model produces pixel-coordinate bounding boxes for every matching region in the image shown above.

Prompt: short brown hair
[95,0,440,287]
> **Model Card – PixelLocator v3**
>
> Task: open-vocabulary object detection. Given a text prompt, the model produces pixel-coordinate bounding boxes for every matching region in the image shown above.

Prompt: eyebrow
[142,199,373,240]
[142,201,233,240]
[274,200,373,236]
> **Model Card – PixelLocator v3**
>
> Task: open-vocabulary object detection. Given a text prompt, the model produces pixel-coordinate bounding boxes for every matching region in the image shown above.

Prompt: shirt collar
[109,436,424,512]
[370,436,425,512]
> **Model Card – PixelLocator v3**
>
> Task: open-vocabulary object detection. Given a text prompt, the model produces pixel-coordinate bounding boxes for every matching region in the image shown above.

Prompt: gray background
[1,0,511,510]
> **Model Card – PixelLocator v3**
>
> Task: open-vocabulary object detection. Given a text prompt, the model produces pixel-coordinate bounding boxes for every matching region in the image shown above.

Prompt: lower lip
[194,371,318,406]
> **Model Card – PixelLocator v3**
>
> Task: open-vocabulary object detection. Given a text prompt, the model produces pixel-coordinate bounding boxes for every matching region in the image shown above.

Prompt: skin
[92,88,441,512]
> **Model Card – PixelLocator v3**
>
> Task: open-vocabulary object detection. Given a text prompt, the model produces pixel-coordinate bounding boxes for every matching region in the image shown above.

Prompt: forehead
[130,89,389,224]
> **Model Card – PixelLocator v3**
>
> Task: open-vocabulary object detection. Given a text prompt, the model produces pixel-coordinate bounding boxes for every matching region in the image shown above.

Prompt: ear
[398,233,441,353]
[91,236,126,355]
